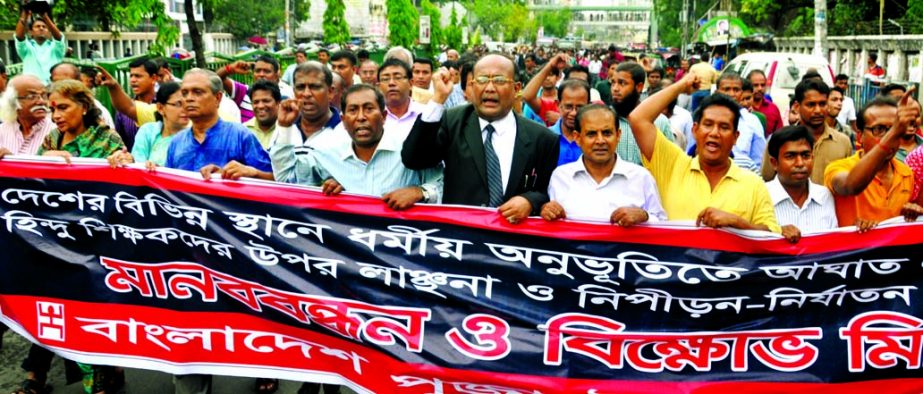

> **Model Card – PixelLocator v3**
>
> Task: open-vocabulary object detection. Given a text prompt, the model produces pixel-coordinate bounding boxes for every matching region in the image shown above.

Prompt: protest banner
[1,159,922,393]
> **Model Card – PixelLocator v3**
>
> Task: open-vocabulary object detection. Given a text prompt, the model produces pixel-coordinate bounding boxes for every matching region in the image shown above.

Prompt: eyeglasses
[863,124,892,137]
[379,75,408,83]
[473,76,513,86]
[560,104,585,113]
[17,93,49,101]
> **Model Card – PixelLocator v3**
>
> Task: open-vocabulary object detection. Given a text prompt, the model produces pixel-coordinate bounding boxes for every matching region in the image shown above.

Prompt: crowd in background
[3,7,923,394]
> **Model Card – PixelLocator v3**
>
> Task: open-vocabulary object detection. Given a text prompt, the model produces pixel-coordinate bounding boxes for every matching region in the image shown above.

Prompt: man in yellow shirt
[627,73,780,233]
[824,92,920,230]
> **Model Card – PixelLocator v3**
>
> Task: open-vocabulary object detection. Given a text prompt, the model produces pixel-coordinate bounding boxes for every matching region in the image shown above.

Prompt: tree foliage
[444,5,464,50]
[535,8,572,38]
[419,0,444,50]
[323,0,351,45]
[211,0,284,40]
[386,0,419,48]
[656,0,915,45]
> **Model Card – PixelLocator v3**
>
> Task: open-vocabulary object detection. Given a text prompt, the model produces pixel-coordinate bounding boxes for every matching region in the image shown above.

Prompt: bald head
[470,54,520,121]
[50,62,81,82]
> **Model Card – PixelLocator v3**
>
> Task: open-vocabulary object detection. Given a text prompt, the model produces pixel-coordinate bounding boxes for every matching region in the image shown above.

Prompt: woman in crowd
[39,79,123,161]
[107,81,187,167]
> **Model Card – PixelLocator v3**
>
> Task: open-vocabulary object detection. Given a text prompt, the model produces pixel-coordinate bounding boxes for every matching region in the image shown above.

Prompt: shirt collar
[387,100,424,122]
[571,156,628,181]
[478,111,516,135]
[338,129,400,161]
[690,156,742,180]
[767,176,829,206]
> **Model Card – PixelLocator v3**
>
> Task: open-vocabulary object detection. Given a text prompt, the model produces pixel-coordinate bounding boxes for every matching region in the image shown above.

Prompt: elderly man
[15,8,64,84]
[765,125,838,243]
[163,69,272,180]
[243,80,281,150]
[0,75,53,155]
[825,92,919,230]
[358,59,378,85]
[542,104,666,225]
[219,55,294,122]
[761,79,852,184]
[403,54,559,224]
[627,73,780,233]
[270,61,344,183]
[159,68,271,394]
[274,83,443,209]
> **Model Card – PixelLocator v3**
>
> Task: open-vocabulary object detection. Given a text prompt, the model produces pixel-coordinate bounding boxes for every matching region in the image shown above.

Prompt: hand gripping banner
[1,159,923,393]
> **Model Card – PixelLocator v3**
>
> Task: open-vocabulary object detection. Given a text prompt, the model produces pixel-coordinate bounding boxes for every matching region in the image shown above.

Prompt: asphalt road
[1,330,352,394]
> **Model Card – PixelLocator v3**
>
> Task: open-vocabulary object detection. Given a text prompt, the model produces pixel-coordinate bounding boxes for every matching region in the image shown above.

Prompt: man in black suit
[403,54,559,224]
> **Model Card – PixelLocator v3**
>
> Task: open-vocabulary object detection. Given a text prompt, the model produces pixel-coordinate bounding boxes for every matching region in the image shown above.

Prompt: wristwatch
[419,186,430,202]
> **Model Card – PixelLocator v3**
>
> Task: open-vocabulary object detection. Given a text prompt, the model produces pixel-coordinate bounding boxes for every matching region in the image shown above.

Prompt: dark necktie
[483,124,504,207]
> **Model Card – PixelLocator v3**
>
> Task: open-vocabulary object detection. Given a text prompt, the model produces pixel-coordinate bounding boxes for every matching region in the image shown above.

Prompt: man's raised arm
[628,73,699,162]
[830,87,919,196]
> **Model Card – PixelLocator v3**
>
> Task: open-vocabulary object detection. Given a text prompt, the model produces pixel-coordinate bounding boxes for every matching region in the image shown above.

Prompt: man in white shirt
[0,74,53,155]
[834,74,858,134]
[765,125,838,243]
[542,104,666,225]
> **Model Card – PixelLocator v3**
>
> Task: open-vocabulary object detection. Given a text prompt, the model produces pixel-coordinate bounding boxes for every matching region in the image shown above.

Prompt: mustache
[30,105,49,114]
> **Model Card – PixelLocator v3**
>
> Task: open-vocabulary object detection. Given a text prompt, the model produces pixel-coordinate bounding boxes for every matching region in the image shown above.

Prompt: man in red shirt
[523,53,566,126]
[747,69,783,136]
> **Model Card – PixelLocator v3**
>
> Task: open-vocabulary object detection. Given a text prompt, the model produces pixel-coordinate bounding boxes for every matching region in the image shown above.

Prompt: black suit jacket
[402,104,559,215]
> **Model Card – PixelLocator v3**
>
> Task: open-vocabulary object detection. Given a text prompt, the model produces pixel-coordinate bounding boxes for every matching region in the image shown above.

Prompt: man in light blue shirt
[14,10,65,84]
[164,69,272,179]
[715,71,767,172]
[273,84,443,210]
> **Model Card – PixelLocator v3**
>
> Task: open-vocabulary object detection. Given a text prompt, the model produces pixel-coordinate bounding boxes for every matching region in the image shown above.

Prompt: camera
[22,0,53,15]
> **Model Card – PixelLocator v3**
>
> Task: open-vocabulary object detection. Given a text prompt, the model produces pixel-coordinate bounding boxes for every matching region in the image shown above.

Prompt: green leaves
[445,5,464,50]
[323,0,350,45]
[386,0,419,49]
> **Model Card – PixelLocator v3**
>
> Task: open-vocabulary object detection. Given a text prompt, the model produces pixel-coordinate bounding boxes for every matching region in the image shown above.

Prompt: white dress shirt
[837,96,857,126]
[423,103,518,192]
[766,177,838,233]
[478,112,517,192]
[548,157,667,223]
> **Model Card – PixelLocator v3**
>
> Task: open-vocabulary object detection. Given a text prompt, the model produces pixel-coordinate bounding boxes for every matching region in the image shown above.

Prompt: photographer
[15,1,65,84]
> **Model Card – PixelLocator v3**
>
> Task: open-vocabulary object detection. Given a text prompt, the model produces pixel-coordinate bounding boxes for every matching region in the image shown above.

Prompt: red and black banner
[1,159,923,393]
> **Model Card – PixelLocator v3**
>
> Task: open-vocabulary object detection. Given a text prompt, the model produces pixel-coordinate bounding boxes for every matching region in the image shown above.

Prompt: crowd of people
[2,7,923,394]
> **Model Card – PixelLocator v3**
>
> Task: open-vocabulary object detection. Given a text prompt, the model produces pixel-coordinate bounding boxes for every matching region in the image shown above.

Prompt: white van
[723,52,834,114]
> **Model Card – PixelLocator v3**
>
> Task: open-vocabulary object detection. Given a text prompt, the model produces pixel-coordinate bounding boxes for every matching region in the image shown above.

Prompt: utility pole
[284,0,291,47]
[814,0,826,57]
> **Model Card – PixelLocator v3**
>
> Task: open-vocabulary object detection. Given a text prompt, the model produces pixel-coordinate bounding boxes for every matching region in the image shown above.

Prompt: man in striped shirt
[273,84,443,210]
[765,125,838,243]
[0,74,53,156]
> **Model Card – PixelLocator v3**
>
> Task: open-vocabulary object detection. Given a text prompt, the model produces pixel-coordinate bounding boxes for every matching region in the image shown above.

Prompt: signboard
[419,15,431,44]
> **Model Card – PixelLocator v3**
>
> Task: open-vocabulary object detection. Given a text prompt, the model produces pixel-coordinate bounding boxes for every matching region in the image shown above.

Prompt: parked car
[724,52,834,114]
